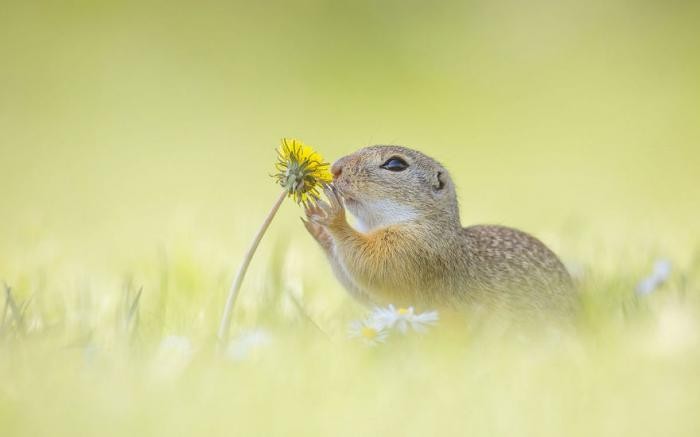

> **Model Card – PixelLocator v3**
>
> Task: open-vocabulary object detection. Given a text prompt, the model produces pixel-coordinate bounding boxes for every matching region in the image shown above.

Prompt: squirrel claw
[322,185,346,223]
[323,185,344,210]
[301,217,333,250]
[306,185,346,228]
[304,198,328,224]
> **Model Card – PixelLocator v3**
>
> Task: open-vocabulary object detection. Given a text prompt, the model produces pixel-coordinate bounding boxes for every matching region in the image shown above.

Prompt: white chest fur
[347,199,420,233]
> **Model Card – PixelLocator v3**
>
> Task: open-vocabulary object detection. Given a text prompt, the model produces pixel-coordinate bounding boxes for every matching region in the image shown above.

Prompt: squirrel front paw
[305,185,347,230]
[301,214,333,252]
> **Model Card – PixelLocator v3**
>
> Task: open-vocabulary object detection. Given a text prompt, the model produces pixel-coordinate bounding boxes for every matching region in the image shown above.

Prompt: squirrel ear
[432,171,446,191]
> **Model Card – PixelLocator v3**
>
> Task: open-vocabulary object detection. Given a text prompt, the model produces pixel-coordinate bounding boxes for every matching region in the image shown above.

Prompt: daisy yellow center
[397,308,410,315]
[361,327,378,339]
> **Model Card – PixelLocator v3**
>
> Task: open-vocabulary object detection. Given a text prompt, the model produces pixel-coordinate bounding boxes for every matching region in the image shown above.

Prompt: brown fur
[304,145,575,318]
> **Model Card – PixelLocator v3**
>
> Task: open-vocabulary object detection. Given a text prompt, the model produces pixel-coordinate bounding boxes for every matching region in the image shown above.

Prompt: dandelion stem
[217,190,287,345]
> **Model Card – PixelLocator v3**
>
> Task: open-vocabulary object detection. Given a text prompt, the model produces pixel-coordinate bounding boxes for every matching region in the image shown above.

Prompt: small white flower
[226,328,272,362]
[652,259,672,282]
[348,319,389,346]
[152,335,194,379]
[636,277,658,296]
[636,259,672,296]
[410,309,440,333]
[371,304,439,334]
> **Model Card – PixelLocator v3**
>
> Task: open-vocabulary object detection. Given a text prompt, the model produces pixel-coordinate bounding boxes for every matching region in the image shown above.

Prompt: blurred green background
[1,1,700,436]
[2,0,699,263]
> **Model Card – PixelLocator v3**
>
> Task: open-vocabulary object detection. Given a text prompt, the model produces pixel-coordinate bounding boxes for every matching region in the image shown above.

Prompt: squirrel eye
[380,157,409,172]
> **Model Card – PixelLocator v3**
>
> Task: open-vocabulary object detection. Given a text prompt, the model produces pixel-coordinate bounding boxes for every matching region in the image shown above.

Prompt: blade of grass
[3,283,26,334]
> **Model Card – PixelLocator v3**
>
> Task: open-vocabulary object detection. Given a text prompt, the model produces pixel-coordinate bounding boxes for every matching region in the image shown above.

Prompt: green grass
[2,0,700,435]
[1,238,699,436]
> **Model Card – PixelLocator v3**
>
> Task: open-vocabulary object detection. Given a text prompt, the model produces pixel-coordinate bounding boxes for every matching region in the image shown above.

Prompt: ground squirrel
[303,145,575,317]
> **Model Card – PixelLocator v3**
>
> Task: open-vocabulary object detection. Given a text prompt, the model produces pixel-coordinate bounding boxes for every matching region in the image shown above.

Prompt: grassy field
[1,0,700,436]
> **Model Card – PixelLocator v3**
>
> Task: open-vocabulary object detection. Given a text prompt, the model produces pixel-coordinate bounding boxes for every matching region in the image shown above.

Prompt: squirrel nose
[330,162,343,179]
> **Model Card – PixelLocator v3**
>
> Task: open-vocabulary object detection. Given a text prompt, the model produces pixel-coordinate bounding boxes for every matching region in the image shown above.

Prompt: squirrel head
[330,145,460,232]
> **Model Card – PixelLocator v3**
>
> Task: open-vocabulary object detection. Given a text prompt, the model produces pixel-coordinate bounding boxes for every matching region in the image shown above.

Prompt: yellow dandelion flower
[273,138,332,204]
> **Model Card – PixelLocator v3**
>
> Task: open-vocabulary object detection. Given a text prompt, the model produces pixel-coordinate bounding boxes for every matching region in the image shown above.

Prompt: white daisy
[409,309,440,333]
[348,319,389,346]
[371,304,439,334]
